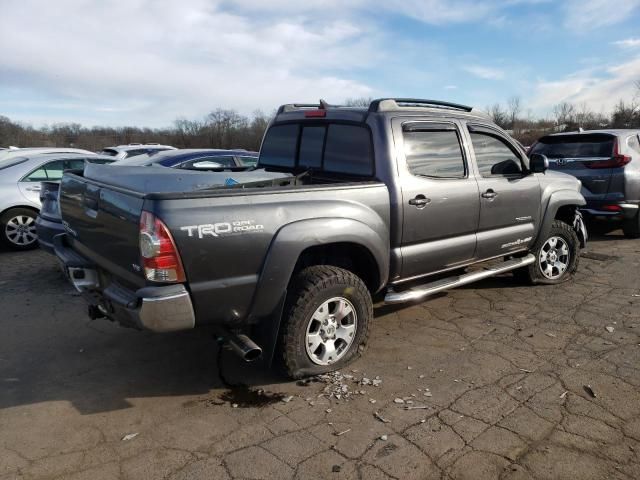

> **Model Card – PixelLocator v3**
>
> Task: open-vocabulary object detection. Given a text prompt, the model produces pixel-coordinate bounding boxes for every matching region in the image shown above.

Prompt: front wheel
[0,208,39,250]
[516,220,580,285]
[280,266,372,379]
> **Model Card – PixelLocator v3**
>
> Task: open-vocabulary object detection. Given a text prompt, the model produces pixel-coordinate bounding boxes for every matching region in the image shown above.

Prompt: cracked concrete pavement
[0,229,639,479]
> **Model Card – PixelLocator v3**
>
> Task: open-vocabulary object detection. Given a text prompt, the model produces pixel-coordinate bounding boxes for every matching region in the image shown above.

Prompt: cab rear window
[259,122,374,176]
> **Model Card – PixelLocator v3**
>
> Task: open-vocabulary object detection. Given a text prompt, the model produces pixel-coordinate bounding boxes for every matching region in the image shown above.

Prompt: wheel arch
[247,217,389,365]
[0,204,40,218]
[535,189,585,245]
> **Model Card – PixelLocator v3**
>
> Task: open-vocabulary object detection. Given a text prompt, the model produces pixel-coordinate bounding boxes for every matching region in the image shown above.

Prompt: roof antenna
[319,99,331,109]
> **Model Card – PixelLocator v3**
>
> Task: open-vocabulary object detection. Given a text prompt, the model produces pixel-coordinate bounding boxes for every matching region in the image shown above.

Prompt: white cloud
[0,0,377,126]
[531,56,640,112]
[613,38,640,48]
[564,0,640,30]
[463,65,505,80]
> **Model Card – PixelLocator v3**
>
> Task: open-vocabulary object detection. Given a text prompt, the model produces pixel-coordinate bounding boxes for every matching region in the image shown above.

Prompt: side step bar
[385,254,535,304]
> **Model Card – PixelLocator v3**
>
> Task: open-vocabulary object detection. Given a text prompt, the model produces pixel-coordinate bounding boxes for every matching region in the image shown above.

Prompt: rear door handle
[481,189,497,199]
[408,195,431,208]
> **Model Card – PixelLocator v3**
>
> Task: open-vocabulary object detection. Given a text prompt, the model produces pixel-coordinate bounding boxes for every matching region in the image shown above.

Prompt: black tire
[622,212,640,239]
[0,208,39,251]
[516,220,580,285]
[280,266,372,379]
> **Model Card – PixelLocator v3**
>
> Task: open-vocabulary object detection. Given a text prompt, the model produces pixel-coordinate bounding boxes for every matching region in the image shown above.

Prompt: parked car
[529,130,640,238]
[113,148,258,169]
[99,143,176,160]
[0,147,94,161]
[36,150,266,254]
[54,98,586,378]
[0,152,114,250]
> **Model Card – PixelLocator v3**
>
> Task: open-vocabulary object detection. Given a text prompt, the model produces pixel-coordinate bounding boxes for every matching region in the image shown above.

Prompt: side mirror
[529,153,548,173]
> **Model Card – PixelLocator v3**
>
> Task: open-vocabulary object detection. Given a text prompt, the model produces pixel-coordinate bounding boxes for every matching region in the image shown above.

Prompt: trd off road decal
[501,237,532,249]
[180,220,264,238]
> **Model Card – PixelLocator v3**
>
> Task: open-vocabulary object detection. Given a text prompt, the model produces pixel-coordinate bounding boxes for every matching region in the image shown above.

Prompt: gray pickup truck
[54,98,587,378]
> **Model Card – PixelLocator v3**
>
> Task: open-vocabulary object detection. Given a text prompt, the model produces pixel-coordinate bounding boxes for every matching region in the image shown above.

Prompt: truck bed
[59,165,390,328]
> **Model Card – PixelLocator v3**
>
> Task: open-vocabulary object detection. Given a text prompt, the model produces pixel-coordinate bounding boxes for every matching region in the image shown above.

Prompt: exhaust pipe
[227,333,263,362]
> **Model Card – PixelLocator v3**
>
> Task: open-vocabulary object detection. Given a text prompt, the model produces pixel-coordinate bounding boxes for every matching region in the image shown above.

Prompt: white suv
[99,143,176,160]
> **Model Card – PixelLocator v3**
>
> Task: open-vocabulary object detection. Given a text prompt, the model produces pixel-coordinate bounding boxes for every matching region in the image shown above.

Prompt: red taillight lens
[305,110,326,117]
[139,211,186,283]
[586,138,632,169]
[602,205,622,212]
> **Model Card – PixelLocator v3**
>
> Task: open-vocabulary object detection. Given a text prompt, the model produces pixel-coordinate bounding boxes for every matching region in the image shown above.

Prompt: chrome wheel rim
[305,297,357,366]
[539,236,570,280]
[5,215,37,246]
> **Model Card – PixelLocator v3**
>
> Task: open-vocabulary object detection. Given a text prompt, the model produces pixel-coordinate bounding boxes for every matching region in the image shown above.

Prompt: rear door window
[23,160,66,181]
[403,125,466,178]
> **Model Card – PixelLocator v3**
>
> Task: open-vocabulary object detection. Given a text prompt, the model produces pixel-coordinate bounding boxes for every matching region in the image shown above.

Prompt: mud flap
[573,210,588,248]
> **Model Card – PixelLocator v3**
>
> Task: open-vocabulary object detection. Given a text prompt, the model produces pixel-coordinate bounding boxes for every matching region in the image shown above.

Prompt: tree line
[0,109,272,152]
[1,86,639,151]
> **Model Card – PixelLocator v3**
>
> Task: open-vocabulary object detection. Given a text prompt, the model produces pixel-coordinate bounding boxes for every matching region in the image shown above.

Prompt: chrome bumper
[54,234,195,333]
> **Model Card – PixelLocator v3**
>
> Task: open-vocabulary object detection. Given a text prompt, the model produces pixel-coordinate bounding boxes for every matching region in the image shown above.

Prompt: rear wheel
[622,212,640,239]
[515,220,579,285]
[1,208,39,250]
[280,266,372,379]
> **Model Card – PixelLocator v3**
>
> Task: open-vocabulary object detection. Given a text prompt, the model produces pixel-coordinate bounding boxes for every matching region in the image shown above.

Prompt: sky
[1,0,640,127]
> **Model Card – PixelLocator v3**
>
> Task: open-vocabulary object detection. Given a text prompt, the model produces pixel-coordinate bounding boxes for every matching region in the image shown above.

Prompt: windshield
[100,149,118,156]
[531,134,614,158]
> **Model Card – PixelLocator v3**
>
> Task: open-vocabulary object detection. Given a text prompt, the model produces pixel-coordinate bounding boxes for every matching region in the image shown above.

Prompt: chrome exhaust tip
[227,333,263,362]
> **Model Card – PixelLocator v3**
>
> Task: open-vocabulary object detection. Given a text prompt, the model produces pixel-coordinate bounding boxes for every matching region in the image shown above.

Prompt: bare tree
[507,96,522,130]
[552,102,576,130]
[487,103,509,129]
[344,97,373,107]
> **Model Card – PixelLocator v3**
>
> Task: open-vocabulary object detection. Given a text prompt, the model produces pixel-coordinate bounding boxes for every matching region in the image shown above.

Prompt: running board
[385,254,535,304]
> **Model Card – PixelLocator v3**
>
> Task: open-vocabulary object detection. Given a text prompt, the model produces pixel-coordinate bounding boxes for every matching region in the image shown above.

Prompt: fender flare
[250,217,389,321]
[536,189,586,244]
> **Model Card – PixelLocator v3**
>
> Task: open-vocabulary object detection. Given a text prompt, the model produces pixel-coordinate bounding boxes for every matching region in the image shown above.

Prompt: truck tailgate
[59,173,145,289]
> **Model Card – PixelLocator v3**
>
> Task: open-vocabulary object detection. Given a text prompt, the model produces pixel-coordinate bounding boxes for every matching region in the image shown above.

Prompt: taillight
[139,211,186,283]
[586,138,632,169]
[602,205,622,212]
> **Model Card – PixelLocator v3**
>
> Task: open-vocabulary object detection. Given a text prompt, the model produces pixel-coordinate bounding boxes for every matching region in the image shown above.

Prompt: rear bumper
[35,215,64,255]
[54,234,195,332]
[581,201,639,220]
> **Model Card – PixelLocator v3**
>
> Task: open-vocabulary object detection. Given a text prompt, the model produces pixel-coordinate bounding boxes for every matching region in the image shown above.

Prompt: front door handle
[408,194,431,208]
[481,189,497,199]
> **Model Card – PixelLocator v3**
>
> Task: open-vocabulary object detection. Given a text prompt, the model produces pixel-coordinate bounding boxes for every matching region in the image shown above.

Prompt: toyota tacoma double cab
[54,98,587,378]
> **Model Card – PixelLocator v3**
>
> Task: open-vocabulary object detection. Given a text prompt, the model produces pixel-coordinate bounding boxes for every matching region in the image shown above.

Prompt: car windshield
[531,134,614,158]
[99,149,118,156]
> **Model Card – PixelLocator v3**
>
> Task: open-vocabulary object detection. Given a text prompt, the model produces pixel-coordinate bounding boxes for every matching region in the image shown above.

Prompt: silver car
[0,152,113,250]
[99,143,176,160]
